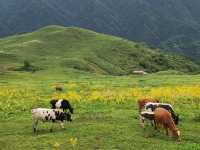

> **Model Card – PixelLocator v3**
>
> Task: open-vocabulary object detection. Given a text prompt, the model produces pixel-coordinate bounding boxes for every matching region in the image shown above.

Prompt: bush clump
[15,60,40,72]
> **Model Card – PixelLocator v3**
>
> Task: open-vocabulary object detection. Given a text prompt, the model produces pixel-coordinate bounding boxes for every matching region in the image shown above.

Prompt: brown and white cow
[141,108,180,142]
[154,108,181,142]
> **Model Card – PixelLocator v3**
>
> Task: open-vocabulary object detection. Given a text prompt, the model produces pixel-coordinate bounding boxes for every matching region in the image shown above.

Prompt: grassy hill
[1,0,200,60]
[0,25,199,75]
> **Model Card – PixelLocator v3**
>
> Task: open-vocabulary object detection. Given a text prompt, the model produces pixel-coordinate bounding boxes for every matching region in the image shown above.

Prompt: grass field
[0,71,200,150]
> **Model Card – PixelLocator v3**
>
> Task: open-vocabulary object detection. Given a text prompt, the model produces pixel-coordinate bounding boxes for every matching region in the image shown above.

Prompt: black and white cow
[144,102,179,125]
[140,110,155,128]
[50,99,74,114]
[32,108,72,133]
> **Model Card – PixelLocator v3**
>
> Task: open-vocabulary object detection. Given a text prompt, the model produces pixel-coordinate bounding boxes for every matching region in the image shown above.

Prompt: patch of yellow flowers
[0,86,42,113]
[52,137,78,149]
[51,85,200,103]
[0,84,199,113]
[148,86,200,100]
[69,137,78,147]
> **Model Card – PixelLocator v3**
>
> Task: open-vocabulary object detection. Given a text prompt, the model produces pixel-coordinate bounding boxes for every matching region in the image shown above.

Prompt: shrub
[15,60,40,72]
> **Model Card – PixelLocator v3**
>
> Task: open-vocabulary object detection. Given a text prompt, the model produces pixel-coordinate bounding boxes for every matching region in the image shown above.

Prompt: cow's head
[62,99,74,114]
[50,99,58,109]
[175,129,181,143]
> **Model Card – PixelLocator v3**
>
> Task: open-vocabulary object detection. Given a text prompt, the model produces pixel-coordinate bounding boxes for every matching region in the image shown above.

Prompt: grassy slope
[0,25,199,76]
[0,73,200,149]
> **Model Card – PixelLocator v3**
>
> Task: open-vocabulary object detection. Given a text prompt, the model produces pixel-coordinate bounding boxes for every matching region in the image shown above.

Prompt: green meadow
[0,26,200,149]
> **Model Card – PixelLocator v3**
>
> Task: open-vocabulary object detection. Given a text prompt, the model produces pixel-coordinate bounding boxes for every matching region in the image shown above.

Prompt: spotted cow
[32,108,72,133]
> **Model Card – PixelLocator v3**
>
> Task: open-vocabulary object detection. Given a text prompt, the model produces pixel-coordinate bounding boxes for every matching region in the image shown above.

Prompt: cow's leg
[154,120,157,130]
[50,123,54,132]
[165,127,169,136]
[151,120,154,127]
[32,120,38,133]
[140,115,145,128]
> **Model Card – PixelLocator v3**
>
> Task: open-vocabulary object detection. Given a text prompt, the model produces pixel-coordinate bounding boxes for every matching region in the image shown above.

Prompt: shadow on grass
[31,127,69,136]
[141,126,179,143]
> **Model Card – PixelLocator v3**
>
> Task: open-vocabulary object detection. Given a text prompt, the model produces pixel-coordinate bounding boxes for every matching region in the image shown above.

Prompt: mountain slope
[0,25,199,75]
[0,0,200,60]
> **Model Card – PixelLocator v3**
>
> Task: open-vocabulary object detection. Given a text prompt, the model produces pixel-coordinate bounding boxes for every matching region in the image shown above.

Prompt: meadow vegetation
[0,71,200,150]
[0,26,200,149]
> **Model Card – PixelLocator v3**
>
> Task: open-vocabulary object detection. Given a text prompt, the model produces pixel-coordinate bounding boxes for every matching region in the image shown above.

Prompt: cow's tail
[169,107,179,125]
[68,101,74,114]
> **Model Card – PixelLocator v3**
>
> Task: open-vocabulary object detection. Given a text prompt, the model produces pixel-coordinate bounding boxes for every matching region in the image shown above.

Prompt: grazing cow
[144,102,179,125]
[154,108,181,142]
[32,108,72,133]
[50,99,74,114]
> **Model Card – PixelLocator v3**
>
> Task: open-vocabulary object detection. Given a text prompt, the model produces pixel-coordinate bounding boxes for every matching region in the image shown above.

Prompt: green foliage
[15,60,40,72]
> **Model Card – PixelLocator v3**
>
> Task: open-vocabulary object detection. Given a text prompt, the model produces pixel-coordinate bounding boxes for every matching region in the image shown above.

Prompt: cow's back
[154,108,172,125]
[32,108,56,121]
